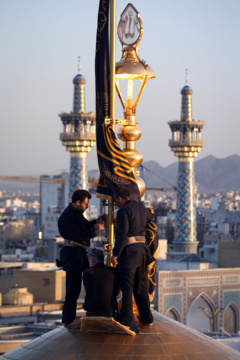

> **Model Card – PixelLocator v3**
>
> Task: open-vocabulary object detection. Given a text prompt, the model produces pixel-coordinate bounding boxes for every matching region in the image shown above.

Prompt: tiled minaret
[168,71,204,254]
[59,58,96,198]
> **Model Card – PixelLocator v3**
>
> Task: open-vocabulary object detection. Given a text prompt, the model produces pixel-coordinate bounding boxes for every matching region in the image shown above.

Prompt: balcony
[60,132,96,141]
[169,139,204,147]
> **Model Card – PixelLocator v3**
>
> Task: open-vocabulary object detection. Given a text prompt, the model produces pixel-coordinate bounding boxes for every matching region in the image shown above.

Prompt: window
[43,278,50,287]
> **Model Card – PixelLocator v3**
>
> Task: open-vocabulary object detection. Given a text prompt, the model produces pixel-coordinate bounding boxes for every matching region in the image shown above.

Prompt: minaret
[168,71,204,254]
[59,57,96,197]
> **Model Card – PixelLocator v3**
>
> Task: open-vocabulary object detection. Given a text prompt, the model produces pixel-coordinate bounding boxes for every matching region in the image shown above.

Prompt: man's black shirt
[113,200,152,257]
[58,204,96,247]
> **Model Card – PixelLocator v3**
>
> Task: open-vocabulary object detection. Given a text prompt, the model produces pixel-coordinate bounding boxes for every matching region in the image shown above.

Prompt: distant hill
[143,154,240,192]
[1,155,240,193]
[195,154,240,191]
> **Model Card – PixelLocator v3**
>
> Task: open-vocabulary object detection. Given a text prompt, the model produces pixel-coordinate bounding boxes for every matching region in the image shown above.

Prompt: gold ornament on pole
[114,3,155,198]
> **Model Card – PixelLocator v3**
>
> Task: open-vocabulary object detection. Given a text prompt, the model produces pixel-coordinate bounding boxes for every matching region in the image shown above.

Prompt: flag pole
[110,0,116,132]
[106,0,116,266]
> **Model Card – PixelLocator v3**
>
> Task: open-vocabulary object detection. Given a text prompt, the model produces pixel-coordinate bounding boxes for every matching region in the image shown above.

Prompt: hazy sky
[0,0,239,176]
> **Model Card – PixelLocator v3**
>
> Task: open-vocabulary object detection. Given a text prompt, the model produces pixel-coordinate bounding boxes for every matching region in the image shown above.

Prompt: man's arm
[112,207,129,258]
[58,213,97,244]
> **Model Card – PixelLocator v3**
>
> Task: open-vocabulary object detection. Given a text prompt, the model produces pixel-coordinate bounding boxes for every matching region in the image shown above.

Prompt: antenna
[78,56,81,74]
[185,68,189,85]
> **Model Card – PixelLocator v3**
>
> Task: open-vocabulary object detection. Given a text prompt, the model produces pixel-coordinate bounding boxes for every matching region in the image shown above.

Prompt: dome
[73,74,86,85]
[1,312,240,359]
[181,85,193,95]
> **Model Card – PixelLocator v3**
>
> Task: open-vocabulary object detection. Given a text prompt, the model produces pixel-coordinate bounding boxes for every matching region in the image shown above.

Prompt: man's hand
[94,213,106,233]
[111,255,118,266]
[97,213,107,224]
[95,223,104,232]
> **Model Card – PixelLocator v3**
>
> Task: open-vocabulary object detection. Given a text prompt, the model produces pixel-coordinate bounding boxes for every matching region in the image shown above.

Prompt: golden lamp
[114,3,155,197]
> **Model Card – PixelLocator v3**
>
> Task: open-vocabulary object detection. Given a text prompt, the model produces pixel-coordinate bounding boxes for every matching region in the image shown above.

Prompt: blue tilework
[164,294,182,314]
[69,156,88,197]
[175,161,196,243]
[223,291,240,309]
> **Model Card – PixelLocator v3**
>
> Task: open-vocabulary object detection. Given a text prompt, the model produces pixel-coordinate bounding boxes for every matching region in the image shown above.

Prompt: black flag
[95,0,140,202]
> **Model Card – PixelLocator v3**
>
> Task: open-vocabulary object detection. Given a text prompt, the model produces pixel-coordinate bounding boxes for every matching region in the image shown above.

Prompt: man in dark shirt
[111,187,153,328]
[83,248,119,318]
[58,189,104,327]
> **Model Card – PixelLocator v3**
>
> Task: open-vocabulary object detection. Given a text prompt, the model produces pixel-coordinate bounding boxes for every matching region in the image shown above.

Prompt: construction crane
[0,168,175,192]
[0,176,98,187]
[0,176,68,184]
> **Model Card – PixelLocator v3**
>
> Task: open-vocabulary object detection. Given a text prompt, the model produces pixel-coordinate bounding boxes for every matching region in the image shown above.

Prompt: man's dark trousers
[117,243,153,327]
[61,246,88,325]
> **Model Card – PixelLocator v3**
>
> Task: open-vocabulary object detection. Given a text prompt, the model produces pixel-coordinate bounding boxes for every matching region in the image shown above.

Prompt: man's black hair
[87,248,104,263]
[114,187,130,200]
[72,189,91,203]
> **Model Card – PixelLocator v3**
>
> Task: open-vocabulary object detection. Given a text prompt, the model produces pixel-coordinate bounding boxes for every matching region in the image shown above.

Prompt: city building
[1,249,34,262]
[218,236,240,268]
[0,219,35,251]
[0,262,66,304]
[40,172,68,237]
[197,195,240,265]
[44,206,61,240]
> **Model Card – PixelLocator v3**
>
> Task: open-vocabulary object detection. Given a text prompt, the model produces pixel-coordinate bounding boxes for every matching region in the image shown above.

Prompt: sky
[0,0,239,176]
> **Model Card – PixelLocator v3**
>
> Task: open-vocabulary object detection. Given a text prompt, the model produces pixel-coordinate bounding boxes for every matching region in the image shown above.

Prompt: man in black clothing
[58,189,104,327]
[83,248,119,318]
[111,187,153,328]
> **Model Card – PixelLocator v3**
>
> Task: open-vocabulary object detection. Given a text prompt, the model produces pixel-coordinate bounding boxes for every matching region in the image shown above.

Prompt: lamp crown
[117,3,143,47]
[116,4,155,79]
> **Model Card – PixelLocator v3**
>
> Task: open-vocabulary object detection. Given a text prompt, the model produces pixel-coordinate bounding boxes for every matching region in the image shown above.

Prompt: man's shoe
[65,317,82,329]
[137,315,153,328]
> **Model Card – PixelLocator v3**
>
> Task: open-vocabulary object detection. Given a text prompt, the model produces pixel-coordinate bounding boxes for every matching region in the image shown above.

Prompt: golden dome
[2,312,240,359]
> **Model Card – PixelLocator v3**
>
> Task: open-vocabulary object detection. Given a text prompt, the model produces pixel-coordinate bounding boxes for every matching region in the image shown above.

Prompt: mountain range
[1,154,240,194]
[143,154,240,192]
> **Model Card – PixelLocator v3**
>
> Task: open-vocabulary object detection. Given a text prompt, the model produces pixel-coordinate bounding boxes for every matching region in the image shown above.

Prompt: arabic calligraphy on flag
[146,208,160,302]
